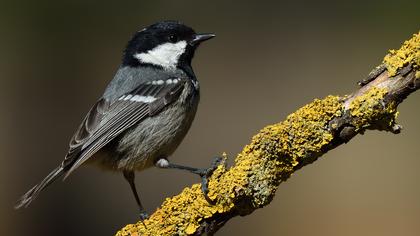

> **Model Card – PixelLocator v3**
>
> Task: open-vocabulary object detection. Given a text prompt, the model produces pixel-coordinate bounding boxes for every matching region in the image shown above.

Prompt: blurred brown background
[1,0,419,235]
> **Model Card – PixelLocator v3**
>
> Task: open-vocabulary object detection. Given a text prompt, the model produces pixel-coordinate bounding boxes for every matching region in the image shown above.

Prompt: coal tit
[15,21,216,219]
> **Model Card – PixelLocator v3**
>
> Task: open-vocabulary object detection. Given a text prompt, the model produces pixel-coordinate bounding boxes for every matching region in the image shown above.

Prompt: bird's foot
[191,156,223,204]
[139,211,149,228]
[159,156,224,204]
[139,211,149,221]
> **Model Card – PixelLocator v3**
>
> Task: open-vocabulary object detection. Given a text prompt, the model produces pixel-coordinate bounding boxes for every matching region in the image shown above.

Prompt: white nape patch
[133,41,187,70]
[155,158,169,168]
[119,94,156,103]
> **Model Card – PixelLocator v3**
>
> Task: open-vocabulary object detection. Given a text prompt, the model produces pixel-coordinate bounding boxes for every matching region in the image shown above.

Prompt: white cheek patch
[134,41,187,70]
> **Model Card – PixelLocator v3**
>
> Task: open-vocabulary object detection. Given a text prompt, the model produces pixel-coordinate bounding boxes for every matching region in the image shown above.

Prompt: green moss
[383,32,420,77]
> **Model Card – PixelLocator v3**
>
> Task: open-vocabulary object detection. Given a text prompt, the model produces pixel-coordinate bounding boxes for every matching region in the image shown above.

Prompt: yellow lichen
[116,91,400,235]
[231,95,343,206]
[116,160,240,236]
[349,87,386,128]
[116,96,344,236]
[116,92,401,235]
[185,224,198,235]
[348,87,398,131]
[114,32,418,236]
[383,32,420,76]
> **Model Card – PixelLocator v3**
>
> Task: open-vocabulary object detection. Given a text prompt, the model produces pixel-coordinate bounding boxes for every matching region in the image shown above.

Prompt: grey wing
[65,98,110,160]
[62,78,186,178]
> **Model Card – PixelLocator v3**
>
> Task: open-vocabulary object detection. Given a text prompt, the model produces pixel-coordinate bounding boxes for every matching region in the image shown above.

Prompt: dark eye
[168,35,178,43]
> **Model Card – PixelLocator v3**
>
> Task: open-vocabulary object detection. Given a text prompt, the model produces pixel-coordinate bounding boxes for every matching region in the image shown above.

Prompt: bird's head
[122,21,215,71]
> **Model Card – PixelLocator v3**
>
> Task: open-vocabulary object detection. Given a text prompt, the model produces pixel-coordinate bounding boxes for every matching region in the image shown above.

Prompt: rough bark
[116,32,419,236]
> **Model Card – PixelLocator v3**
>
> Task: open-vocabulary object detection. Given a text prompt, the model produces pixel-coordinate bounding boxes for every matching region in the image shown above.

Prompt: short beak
[190,33,216,46]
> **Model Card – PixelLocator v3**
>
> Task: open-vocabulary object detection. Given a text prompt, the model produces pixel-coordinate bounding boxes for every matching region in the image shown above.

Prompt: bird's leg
[155,157,223,204]
[123,171,149,221]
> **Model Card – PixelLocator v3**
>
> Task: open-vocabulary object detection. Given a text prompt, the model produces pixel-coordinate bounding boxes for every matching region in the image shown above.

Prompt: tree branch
[116,32,419,236]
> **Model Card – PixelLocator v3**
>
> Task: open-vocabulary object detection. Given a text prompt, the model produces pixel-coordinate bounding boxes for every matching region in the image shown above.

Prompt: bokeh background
[1,0,419,235]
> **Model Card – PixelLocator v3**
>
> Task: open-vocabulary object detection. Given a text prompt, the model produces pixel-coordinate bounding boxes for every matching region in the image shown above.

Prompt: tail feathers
[15,166,64,209]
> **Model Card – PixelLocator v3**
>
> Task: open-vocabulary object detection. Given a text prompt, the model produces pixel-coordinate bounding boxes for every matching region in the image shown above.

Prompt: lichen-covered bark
[116,32,419,236]
[383,32,420,77]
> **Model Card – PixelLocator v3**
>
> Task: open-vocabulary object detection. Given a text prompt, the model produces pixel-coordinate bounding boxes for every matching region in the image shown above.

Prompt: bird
[15,20,218,220]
